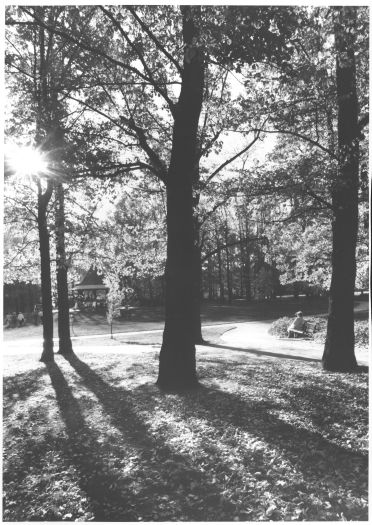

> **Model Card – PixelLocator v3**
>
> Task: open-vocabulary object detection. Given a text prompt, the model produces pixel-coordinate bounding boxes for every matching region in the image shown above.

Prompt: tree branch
[126,6,183,76]
[201,236,267,263]
[358,113,369,132]
[99,6,176,117]
[252,127,335,158]
[202,132,261,188]
[20,5,173,112]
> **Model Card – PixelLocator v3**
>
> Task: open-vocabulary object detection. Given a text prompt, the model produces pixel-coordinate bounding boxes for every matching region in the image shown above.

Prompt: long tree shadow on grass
[3,367,47,411]
[127,362,367,519]
[202,342,321,363]
[175,385,367,489]
[60,354,238,521]
[45,361,138,522]
[202,342,369,371]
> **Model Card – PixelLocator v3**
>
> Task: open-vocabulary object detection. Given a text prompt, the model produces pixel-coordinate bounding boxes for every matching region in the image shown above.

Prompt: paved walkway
[219,321,369,366]
[3,320,368,367]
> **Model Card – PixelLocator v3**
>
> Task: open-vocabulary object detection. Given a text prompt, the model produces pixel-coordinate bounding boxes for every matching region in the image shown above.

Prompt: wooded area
[4,6,369,383]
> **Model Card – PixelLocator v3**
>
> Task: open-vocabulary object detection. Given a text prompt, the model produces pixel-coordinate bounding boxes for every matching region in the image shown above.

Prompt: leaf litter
[3,348,368,521]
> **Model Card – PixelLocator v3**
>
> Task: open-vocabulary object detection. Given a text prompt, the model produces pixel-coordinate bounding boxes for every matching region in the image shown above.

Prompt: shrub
[268,316,326,339]
[269,316,369,349]
[354,321,369,348]
[268,317,292,338]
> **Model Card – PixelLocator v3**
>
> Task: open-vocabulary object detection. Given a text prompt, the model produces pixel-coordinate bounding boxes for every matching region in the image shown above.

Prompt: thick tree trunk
[38,181,54,362]
[322,8,359,372]
[192,219,204,344]
[55,181,73,355]
[157,6,204,390]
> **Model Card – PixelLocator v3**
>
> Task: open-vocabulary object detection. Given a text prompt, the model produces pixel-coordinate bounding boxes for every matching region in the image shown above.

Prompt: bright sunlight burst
[5,144,48,178]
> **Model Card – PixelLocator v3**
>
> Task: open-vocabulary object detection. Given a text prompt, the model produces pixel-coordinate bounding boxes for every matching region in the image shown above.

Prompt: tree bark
[224,221,233,304]
[322,7,359,371]
[38,180,54,362]
[157,6,204,390]
[192,218,205,344]
[55,180,73,355]
[216,232,225,303]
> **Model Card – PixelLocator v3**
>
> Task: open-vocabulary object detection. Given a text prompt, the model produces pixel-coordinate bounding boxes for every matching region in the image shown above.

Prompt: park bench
[289,321,317,339]
[291,321,317,338]
[119,306,138,319]
[304,321,318,337]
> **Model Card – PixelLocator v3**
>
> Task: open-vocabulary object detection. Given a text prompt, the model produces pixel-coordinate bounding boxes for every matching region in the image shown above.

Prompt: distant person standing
[17,312,25,327]
[33,305,39,325]
[4,313,12,329]
[288,311,306,338]
[11,312,17,328]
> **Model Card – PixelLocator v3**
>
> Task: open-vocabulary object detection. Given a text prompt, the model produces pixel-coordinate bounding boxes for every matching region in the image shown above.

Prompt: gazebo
[72,268,108,308]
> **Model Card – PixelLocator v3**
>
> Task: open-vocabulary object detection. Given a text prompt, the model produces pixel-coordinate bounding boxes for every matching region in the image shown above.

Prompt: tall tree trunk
[55,180,73,355]
[322,7,359,371]
[244,247,252,301]
[224,222,233,304]
[244,216,252,301]
[192,218,204,344]
[207,258,216,301]
[216,233,225,303]
[38,180,54,362]
[157,6,204,390]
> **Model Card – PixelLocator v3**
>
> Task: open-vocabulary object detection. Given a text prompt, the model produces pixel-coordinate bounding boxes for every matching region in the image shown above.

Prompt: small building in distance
[72,268,108,309]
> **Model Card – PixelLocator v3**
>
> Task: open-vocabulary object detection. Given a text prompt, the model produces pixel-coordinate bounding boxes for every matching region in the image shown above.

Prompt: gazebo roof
[73,268,108,291]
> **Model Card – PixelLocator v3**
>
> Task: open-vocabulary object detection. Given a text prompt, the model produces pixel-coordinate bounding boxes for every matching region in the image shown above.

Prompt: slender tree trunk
[216,234,225,303]
[244,216,252,301]
[157,6,204,390]
[55,180,73,355]
[207,258,214,301]
[148,278,154,305]
[244,248,252,301]
[38,181,54,362]
[322,7,359,371]
[224,222,233,304]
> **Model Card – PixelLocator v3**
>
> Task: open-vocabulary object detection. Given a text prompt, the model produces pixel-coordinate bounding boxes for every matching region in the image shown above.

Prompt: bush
[269,317,369,349]
[354,321,369,348]
[268,317,292,338]
[268,316,326,339]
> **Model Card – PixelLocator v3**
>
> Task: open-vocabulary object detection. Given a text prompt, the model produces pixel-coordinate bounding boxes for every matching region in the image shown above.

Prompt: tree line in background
[4,6,369,387]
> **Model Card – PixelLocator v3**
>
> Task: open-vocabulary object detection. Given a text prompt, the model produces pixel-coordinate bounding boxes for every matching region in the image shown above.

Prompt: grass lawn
[3,346,368,522]
[4,296,368,343]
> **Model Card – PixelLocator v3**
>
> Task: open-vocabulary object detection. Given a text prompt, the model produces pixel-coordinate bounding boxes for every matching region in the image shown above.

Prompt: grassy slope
[3,347,368,522]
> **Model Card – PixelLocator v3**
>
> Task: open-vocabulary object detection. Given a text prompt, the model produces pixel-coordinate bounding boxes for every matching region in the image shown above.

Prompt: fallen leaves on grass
[3,348,368,521]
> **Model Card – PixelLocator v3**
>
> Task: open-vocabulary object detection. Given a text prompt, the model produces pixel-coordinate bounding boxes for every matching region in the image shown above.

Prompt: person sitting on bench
[288,311,306,338]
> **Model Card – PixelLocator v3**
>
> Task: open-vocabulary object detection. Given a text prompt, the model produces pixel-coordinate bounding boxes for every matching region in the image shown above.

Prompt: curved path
[3,319,368,367]
[219,321,369,366]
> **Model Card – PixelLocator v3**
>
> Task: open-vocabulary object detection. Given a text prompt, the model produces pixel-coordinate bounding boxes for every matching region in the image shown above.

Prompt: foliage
[104,273,126,330]
[268,316,293,338]
[3,349,368,521]
[354,321,369,349]
[269,316,369,349]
